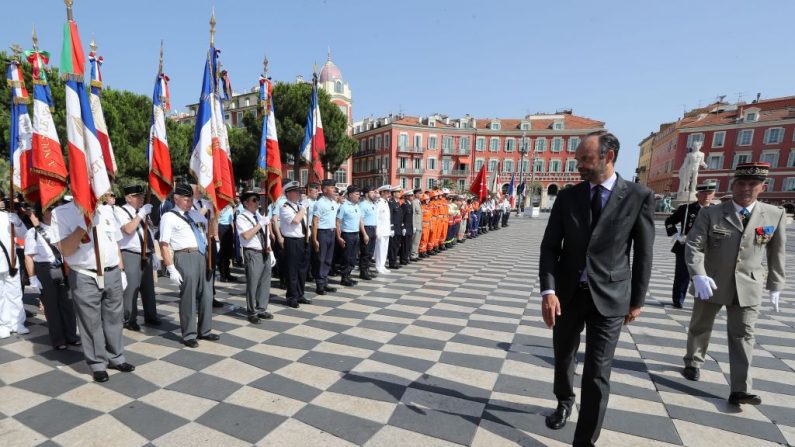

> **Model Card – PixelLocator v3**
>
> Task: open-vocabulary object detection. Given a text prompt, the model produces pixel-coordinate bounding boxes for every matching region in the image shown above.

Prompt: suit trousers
[316,229,335,288]
[360,226,376,272]
[388,234,401,265]
[671,250,690,307]
[374,236,390,272]
[341,232,359,276]
[244,249,271,315]
[411,228,422,257]
[35,263,78,347]
[218,224,234,277]
[283,237,309,301]
[69,269,127,372]
[684,298,759,393]
[400,232,411,263]
[553,287,624,447]
[121,251,157,325]
[174,251,213,341]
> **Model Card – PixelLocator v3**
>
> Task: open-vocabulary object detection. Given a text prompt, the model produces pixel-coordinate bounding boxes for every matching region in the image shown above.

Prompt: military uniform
[312,180,339,294]
[400,191,414,264]
[358,188,377,279]
[0,210,26,339]
[336,186,363,286]
[280,181,311,307]
[387,187,403,268]
[236,191,274,324]
[410,190,423,260]
[374,185,393,273]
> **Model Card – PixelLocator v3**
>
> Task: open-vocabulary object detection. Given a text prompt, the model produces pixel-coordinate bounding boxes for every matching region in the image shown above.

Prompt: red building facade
[351,111,605,203]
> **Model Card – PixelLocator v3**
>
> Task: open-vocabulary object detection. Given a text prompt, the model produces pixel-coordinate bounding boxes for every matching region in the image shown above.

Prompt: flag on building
[507,173,516,208]
[61,8,111,224]
[299,70,325,182]
[27,35,68,210]
[258,72,282,202]
[148,45,173,201]
[7,51,35,203]
[468,164,489,201]
[88,41,117,178]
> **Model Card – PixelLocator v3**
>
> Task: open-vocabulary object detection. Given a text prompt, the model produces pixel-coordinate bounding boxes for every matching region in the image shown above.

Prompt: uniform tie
[184,212,207,255]
[740,208,750,229]
[590,185,604,229]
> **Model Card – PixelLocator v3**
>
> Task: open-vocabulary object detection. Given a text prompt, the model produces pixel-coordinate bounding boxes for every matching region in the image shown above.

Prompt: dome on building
[319,49,342,83]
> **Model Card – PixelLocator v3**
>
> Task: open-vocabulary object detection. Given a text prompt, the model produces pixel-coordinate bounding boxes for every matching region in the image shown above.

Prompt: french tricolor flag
[148,62,173,201]
[189,50,219,209]
[258,75,282,202]
[89,47,117,178]
[7,58,35,203]
[300,71,325,182]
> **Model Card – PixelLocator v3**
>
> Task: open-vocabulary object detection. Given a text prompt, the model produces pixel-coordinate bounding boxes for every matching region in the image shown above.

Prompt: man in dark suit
[387,186,403,269]
[663,182,716,308]
[539,131,655,447]
[399,191,414,265]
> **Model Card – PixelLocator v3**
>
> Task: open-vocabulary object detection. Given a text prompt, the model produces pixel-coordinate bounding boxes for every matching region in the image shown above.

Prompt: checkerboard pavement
[1,216,794,446]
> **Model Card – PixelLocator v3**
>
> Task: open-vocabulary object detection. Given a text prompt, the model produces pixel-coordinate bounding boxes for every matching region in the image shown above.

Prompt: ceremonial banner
[88,44,117,177]
[258,73,282,202]
[61,10,111,223]
[507,173,516,208]
[148,51,173,201]
[6,55,35,202]
[299,72,325,181]
[468,164,488,201]
[27,39,68,209]
[491,165,502,201]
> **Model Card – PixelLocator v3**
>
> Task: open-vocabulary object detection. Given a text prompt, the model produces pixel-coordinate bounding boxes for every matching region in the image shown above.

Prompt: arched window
[334,81,343,93]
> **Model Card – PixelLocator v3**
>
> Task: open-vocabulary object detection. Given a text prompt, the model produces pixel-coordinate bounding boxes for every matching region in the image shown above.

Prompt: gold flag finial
[210,8,216,46]
[327,46,332,62]
[90,36,97,53]
[263,53,269,77]
[10,44,23,61]
[32,24,39,51]
[65,0,74,21]
[158,39,164,73]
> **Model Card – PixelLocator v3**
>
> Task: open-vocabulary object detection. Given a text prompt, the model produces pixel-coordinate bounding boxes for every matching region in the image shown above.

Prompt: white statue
[678,141,707,197]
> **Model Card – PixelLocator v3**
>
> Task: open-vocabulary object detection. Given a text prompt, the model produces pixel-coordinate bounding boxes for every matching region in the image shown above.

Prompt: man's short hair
[586,130,620,161]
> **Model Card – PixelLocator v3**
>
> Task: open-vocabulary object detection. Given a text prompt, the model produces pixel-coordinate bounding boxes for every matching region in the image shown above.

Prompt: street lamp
[518,132,528,215]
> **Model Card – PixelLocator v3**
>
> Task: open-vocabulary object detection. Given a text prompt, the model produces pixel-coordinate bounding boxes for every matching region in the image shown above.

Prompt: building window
[428,158,437,170]
[414,134,422,149]
[443,136,454,153]
[475,137,486,152]
[413,178,421,189]
[712,131,725,148]
[398,133,408,149]
[490,121,501,130]
[300,169,308,185]
[568,137,580,152]
[534,159,545,172]
[783,177,795,191]
[764,178,774,191]
[553,120,564,130]
[474,158,484,172]
[442,159,452,172]
[427,178,437,190]
[760,151,779,168]
[551,137,563,152]
[505,138,515,152]
[732,152,751,168]
[550,159,562,172]
[488,159,498,172]
[503,160,514,172]
[521,159,530,173]
[686,133,704,149]
[286,170,295,180]
[383,133,390,149]
[520,137,531,153]
[488,137,500,152]
[375,135,382,150]
[399,158,407,169]
[566,159,577,172]
[745,111,758,122]
[428,135,438,150]
[367,137,373,151]
[520,122,530,130]
[458,179,466,191]
[737,129,754,146]
[245,98,250,107]
[414,158,422,170]
[764,127,784,145]
[334,169,347,184]
[334,81,343,93]
[707,154,724,169]
[460,137,470,151]
[535,138,547,152]
[788,150,795,167]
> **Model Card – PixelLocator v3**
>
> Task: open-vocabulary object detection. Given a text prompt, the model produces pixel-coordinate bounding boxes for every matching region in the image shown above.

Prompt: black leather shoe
[341,277,356,286]
[184,339,199,348]
[545,404,570,430]
[672,302,683,309]
[93,371,109,383]
[198,333,220,341]
[124,322,141,332]
[286,300,299,308]
[315,287,327,295]
[248,315,261,324]
[324,286,338,293]
[212,299,224,308]
[144,318,162,326]
[297,297,313,305]
[729,392,762,405]
[109,362,136,372]
[258,311,273,320]
[682,366,700,381]
[359,272,373,280]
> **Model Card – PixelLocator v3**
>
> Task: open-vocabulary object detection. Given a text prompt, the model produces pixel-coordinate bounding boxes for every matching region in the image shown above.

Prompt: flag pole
[141,41,163,264]
[8,43,25,273]
[206,9,216,277]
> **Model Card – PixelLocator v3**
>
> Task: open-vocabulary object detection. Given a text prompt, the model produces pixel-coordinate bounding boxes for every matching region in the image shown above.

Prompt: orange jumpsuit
[419,201,431,254]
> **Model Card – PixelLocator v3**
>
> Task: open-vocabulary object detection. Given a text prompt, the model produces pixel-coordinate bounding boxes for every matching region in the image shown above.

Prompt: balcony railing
[397,167,423,175]
[458,148,471,156]
[440,169,471,177]
[397,146,423,154]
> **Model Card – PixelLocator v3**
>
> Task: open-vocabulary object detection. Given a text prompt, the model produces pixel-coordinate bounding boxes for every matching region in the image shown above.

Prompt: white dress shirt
[375,198,391,237]
[236,209,270,250]
[51,203,122,270]
[24,224,58,264]
[114,204,154,253]
[159,208,208,251]
[278,201,306,238]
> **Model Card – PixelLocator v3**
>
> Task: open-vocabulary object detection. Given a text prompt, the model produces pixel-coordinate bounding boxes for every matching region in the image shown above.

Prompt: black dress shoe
[258,311,273,320]
[109,362,136,372]
[144,318,162,326]
[315,287,327,295]
[682,366,700,381]
[359,272,373,280]
[93,371,109,382]
[184,339,199,348]
[729,392,762,405]
[545,404,570,430]
[324,286,337,293]
[286,300,299,308]
[248,315,261,324]
[124,322,141,332]
[198,333,220,341]
[672,302,683,309]
[212,299,224,308]
[340,277,356,286]
[297,297,313,305]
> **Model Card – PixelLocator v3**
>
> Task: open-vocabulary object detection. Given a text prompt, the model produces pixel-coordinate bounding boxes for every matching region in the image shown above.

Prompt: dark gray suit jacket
[539,175,655,317]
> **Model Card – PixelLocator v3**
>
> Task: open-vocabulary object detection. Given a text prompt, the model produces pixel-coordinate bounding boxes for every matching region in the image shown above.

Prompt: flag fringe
[61,73,84,82]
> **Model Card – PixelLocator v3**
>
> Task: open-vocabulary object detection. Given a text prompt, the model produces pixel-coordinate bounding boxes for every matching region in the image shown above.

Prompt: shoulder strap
[0,238,17,275]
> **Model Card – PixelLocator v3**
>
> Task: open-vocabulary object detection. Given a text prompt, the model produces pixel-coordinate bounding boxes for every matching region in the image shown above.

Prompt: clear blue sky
[3,0,793,179]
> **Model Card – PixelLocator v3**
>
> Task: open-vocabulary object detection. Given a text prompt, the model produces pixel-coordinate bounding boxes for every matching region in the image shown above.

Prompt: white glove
[258,215,269,228]
[167,264,183,287]
[692,275,717,300]
[672,231,684,243]
[390,230,395,237]
[121,273,128,291]
[137,204,153,218]
[269,251,276,268]
[152,254,161,271]
[402,229,406,236]
[29,275,43,292]
[770,291,780,312]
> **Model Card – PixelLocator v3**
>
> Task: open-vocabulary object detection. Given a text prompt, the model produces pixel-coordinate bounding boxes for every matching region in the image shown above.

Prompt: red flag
[469,164,489,201]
